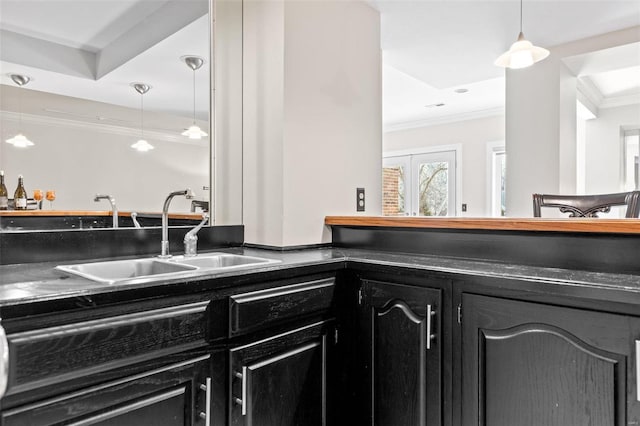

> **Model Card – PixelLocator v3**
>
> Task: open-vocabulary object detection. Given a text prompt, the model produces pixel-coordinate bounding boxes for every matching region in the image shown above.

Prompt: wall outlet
[356,188,365,212]
[461,203,467,212]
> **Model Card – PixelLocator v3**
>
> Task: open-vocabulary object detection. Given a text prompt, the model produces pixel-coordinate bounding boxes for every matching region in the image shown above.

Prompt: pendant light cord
[520,0,523,33]
[192,69,196,125]
[140,93,144,139]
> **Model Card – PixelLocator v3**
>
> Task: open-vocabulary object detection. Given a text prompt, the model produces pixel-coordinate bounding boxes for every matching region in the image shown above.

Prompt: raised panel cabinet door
[229,321,334,426]
[461,293,640,426]
[1,355,213,426]
[361,280,443,426]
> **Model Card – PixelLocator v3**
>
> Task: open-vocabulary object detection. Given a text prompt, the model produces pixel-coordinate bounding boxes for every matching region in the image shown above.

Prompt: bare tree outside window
[419,162,448,216]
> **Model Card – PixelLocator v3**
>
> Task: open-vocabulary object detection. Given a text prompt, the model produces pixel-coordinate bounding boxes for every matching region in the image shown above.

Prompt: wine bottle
[14,175,27,210]
[0,171,8,210]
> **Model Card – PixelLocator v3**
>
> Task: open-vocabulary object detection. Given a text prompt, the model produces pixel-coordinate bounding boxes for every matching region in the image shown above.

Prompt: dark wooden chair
[533,191,640,218]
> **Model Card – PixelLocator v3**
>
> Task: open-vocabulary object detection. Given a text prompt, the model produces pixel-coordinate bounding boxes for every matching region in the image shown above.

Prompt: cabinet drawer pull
[198,377,211,426]
[234,366,247,415]
[426,305,436,350]
[0,323,8,400]
[636,340,640,402]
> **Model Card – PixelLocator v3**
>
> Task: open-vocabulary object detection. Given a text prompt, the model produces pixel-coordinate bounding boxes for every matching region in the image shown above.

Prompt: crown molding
[384,107,504,133]
[599,93,640,109]
[0,111,208,146]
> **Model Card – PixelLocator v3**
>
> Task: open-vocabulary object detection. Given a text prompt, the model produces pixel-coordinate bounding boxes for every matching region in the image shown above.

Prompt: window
[383,149,457,217]
[624,129,640,191]
[486,142,506,217]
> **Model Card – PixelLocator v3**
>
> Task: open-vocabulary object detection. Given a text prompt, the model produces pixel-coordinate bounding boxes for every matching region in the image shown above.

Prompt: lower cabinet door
[1,355,213,426]
[462,293,640,426]
[360,279,443,426]
[229,321,334,426]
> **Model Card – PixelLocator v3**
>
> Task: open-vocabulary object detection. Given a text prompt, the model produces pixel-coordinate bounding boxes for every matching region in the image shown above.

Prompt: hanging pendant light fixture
[180,56,208,140]
[495,0,549,69]
[130,83,154,152]
[5,74,35,148]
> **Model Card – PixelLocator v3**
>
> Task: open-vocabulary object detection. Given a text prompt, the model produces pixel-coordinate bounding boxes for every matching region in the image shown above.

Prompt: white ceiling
[374,0,640,130]
[0,0,638,131]
[0,0,210,121]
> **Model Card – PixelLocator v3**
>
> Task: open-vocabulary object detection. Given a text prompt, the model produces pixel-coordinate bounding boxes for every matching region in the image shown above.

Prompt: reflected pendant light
[495,0,549,69]
[5,74,35,148]
[130,83,154,152]
[181,56,208,140]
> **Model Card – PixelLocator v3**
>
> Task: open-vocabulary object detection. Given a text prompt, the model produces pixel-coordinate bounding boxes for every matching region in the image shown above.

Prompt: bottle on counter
[14,175,27,210]
[0,171,8,210]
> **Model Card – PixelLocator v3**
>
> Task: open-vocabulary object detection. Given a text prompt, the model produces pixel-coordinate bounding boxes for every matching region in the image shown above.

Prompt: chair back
[532,191,640,218]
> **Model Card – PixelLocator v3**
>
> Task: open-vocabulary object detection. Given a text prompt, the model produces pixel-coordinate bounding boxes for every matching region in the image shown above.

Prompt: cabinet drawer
[4,301,209,396]
[2,354,211,426]
[229,277,335,336]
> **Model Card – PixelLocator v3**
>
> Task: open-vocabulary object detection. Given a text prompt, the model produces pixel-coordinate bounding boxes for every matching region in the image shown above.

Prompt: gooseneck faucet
[94,194,118,228]
[160,189,195,258]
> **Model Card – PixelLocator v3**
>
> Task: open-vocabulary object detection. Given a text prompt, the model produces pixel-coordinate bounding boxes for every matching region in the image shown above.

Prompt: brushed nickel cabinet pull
[0,323,7,399]
[636,340,640,402]
[233,367,247,415]
[426,305,436,350]
[198,377,211,425]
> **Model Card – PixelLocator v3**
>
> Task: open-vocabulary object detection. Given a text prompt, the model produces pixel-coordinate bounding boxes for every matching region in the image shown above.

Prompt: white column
[243,0,382,246]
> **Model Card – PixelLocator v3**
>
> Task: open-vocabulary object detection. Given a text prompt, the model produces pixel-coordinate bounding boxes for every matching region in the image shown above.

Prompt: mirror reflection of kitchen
[0,0,210,214]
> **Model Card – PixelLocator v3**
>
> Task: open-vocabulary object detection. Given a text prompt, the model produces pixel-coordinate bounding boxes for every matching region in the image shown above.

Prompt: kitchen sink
[56,253,280,284]
[169,253,280,269]
[56,258,197,284]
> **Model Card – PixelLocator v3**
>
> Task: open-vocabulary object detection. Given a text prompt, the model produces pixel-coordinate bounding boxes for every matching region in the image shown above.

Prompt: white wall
[383,115,505,216]
[243,0,382,246]
[214,0,244,225]
[585,104,640,194]
[0,116,209,213]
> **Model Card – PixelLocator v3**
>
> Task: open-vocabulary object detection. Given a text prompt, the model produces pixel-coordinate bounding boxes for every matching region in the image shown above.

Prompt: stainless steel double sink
[55,253,281,284]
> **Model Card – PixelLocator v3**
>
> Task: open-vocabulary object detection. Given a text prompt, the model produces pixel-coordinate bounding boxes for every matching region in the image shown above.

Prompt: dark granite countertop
[1,247,639,309]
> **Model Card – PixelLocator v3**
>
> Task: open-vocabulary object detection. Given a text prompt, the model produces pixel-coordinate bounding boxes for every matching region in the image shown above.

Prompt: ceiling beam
[96,0,208,79]
[0,30,96,79]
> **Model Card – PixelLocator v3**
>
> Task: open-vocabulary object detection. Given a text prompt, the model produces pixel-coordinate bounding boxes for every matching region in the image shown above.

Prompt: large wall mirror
[0,0,243,229]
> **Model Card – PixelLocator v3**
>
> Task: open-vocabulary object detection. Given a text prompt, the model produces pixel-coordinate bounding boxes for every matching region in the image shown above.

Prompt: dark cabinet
[229,321,334,426]
[359,279,443,426]
[1,355,212,426]
[461,293,640,426]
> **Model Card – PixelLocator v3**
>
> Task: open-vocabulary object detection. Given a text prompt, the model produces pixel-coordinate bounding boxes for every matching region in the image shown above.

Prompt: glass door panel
[411,151,456,216]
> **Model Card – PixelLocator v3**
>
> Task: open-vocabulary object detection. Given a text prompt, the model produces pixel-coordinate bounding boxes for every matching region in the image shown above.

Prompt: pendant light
[495,0,549,69]
[5,74,35,148]
[180,56,208,140]
[130,83,154,152]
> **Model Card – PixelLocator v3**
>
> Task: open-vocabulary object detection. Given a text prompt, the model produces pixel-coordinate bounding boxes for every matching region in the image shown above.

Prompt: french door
[383,150,456,217]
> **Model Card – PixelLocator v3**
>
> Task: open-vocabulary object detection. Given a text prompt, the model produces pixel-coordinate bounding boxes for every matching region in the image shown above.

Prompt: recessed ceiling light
[454,88,469,94]
[425,103,445,108]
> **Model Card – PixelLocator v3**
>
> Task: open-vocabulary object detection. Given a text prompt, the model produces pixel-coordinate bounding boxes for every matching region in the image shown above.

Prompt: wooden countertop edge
[0,211,204,220]
[324,216,640,235]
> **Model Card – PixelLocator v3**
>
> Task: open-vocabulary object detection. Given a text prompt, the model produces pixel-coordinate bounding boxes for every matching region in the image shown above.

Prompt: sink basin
[169,253,280,269]
[56,253,280,284]
[56,258,197,284]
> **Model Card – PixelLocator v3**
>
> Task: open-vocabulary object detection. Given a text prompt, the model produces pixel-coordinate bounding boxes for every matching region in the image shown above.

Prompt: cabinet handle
[234,367,247,415]
[426,305,436,350]
[0,323,8,400]
[198,377,211,426]
[636,340,640,402]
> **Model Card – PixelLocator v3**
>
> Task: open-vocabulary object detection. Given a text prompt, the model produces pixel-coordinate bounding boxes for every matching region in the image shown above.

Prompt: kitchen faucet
[160,189,195,258]
[94,194,118,228]
[184,213,209,257]
[130,212,142,228]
